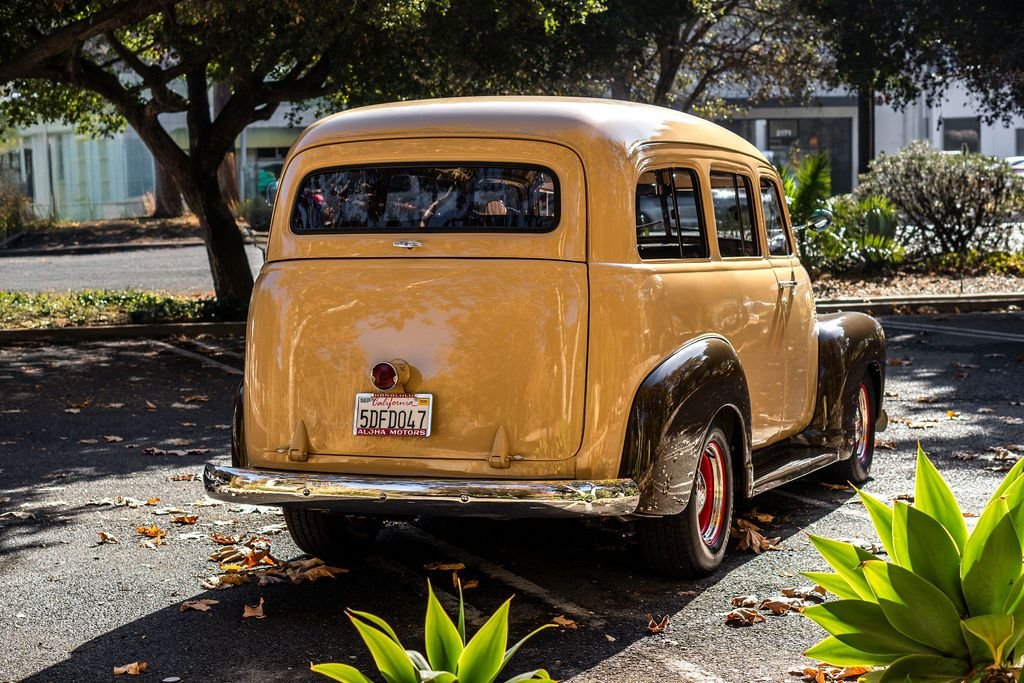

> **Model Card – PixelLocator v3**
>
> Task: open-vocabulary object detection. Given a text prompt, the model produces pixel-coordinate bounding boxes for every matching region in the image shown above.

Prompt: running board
[751,446,840,496]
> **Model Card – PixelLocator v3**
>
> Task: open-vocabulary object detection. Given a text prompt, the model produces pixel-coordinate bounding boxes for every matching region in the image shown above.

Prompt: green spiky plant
[803,444,1024,682]
[312,580,555,683]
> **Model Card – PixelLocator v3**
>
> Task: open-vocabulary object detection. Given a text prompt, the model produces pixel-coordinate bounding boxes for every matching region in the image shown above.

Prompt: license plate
[353,393,433,437]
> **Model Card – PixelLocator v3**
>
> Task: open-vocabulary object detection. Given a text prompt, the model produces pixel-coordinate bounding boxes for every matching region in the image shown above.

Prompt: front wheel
[283,508,381,563]
[637,424,734,578]
[829,372,876,485]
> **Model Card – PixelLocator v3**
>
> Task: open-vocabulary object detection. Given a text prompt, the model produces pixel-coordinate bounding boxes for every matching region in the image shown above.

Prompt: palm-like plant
[803,444,1024,682]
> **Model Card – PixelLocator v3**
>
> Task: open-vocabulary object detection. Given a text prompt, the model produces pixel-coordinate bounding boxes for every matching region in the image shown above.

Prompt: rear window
[291,165,559,233]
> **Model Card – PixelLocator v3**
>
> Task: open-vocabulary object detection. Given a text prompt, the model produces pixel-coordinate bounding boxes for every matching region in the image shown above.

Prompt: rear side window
[291,165,558,233]
[710,171,760,258]
[760,178,792,256]
[635,169,707,260]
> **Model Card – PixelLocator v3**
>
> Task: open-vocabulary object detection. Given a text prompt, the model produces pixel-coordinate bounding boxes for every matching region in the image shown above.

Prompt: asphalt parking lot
[1,311,1023,683]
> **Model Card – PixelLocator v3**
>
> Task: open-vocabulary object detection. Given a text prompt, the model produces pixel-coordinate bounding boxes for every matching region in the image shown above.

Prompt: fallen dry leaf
[105,402,126,409]
[552,615,578,629]
[113,661,147,676]
[78,438,98,444]
[731,518,782,554]
[886,357,912,367]
[963,511,978,518]
[946,410,961,419]
[242,597,265,619]
[725,608,765,626]
[145,401,157,410]
[172,514,199,525]
[211,532,244,546]
[677,590,698,597]
[461,579,479,590]
[782,585,827,601]
[423,561,466,571]
[820,483,851,491]
[145,497,160,506]
[914,395,941,404]
[978,408,995,414]
[135,524,166,539]
[181,394,209,403]
[743,510,775,524]
[170,473,199,481]
[96,531,119,545]
[874,438,896,450]
[103,435,124,443]
[730,595,759,608]
[180,599,219,612]
[760,597,805,615]
[604,633,616,642]
[67,399,92,409]
[201,573,250,590]
[63,408,80,414]
[170,402,201,410]
[646,614,669,634]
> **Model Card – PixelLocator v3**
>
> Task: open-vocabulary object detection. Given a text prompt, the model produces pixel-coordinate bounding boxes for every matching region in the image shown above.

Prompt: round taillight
[371,362,398,391]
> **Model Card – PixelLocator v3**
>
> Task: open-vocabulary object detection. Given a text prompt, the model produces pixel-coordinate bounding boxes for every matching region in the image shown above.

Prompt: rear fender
[800,312,886,457]
[619,335,752,516]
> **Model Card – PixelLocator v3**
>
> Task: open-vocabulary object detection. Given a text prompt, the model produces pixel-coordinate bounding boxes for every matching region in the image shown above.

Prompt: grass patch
[0,290,234,329]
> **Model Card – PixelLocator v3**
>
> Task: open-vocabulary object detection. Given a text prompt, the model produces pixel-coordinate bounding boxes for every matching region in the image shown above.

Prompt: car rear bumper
[203,464,640,518]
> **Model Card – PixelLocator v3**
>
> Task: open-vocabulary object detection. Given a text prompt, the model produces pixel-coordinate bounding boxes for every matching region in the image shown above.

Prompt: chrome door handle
[777,280,798,289]
[393,240,422,250]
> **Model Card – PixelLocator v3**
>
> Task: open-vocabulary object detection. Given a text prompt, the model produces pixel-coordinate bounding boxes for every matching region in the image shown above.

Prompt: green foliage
[0,289,231,329]
[858,141,1024,256]
[802,444,1024,681]
[797,0,1024,123]
[0,169,30,239]
[925,251,1024,277]
[803,193,905,273]
[313,580,555,683]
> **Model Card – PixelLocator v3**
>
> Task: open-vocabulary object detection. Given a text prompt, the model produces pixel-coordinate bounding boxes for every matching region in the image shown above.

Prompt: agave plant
[312,580,555,683]
[803,444,1024,682]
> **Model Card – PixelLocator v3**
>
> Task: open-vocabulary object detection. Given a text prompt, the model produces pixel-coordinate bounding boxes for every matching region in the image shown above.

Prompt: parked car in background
[205,97,887,578]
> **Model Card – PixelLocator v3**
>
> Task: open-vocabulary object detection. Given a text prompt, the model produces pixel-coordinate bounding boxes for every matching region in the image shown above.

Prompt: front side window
[291,165,558,233]
[710,171,760,258]
[635,168,707,260]
[760,179,792,256]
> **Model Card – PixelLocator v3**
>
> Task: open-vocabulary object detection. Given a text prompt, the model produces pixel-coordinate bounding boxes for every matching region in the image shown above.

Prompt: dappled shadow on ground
[0,339,240,563]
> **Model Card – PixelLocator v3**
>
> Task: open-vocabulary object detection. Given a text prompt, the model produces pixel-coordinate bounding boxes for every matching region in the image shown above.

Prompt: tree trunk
[152,160,184,218]
[857,87,875,176]
[180,169,254,311]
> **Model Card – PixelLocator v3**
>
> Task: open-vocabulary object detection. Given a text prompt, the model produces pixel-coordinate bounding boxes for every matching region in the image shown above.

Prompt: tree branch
[0,0,181,83]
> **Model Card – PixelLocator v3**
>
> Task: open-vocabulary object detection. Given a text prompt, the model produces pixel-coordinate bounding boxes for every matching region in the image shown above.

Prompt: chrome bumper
[203,464,640,518]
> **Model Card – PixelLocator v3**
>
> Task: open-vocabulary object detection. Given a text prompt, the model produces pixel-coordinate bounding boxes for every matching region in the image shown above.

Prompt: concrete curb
[817,292,1024,314]
[0,234,268,258]
[0,239,206,257]
[0,321,245,343]
[0,293,1020,344]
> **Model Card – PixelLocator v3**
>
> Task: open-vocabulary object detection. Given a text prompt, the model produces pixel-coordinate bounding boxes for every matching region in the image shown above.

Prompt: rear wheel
[638,425,734,578]
[829,373,876,485]
[283,508,381,563]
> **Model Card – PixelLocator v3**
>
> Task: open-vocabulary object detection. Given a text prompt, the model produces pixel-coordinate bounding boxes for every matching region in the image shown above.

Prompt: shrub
[0,169,30,240]
[858,141,1024,256]
[802,444,1024,682]
[238,198,272,232]
[802,194,905,273]
[312,580,554,683]
[0,289,231,329]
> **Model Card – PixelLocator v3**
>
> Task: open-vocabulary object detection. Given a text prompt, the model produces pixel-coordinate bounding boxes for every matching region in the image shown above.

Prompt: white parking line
[398,524,606,630]
[771,490,871,521]
[882,320,1024,343]
[150,340,243,375]
[189,338,245,361]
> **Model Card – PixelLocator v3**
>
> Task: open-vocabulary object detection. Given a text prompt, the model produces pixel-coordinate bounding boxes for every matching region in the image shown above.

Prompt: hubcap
[696,439,727,548]
[853,383,872,464]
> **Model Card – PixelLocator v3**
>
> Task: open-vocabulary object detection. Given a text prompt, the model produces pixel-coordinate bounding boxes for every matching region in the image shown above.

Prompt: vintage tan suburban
[204,97,887,577]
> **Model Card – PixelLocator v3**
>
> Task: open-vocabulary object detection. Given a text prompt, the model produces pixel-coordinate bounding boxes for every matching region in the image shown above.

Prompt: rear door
[245,139,589,467]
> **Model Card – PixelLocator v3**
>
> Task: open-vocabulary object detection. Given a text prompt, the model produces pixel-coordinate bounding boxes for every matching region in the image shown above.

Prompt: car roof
[291,97,768,166]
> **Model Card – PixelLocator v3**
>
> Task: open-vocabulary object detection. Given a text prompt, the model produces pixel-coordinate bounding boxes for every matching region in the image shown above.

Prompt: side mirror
[795,208,833,233]
[265,180,279,207]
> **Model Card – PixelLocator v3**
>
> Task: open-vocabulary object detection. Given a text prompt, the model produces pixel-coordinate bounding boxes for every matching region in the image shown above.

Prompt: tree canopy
[798,0,1024,123]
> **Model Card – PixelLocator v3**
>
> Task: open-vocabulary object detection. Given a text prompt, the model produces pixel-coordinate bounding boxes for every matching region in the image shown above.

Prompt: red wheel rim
[695,439,727,547]
[853,383,872,465]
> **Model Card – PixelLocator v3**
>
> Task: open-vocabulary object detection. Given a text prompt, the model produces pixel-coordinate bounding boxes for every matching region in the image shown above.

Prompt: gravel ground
[812,272,1023,299]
